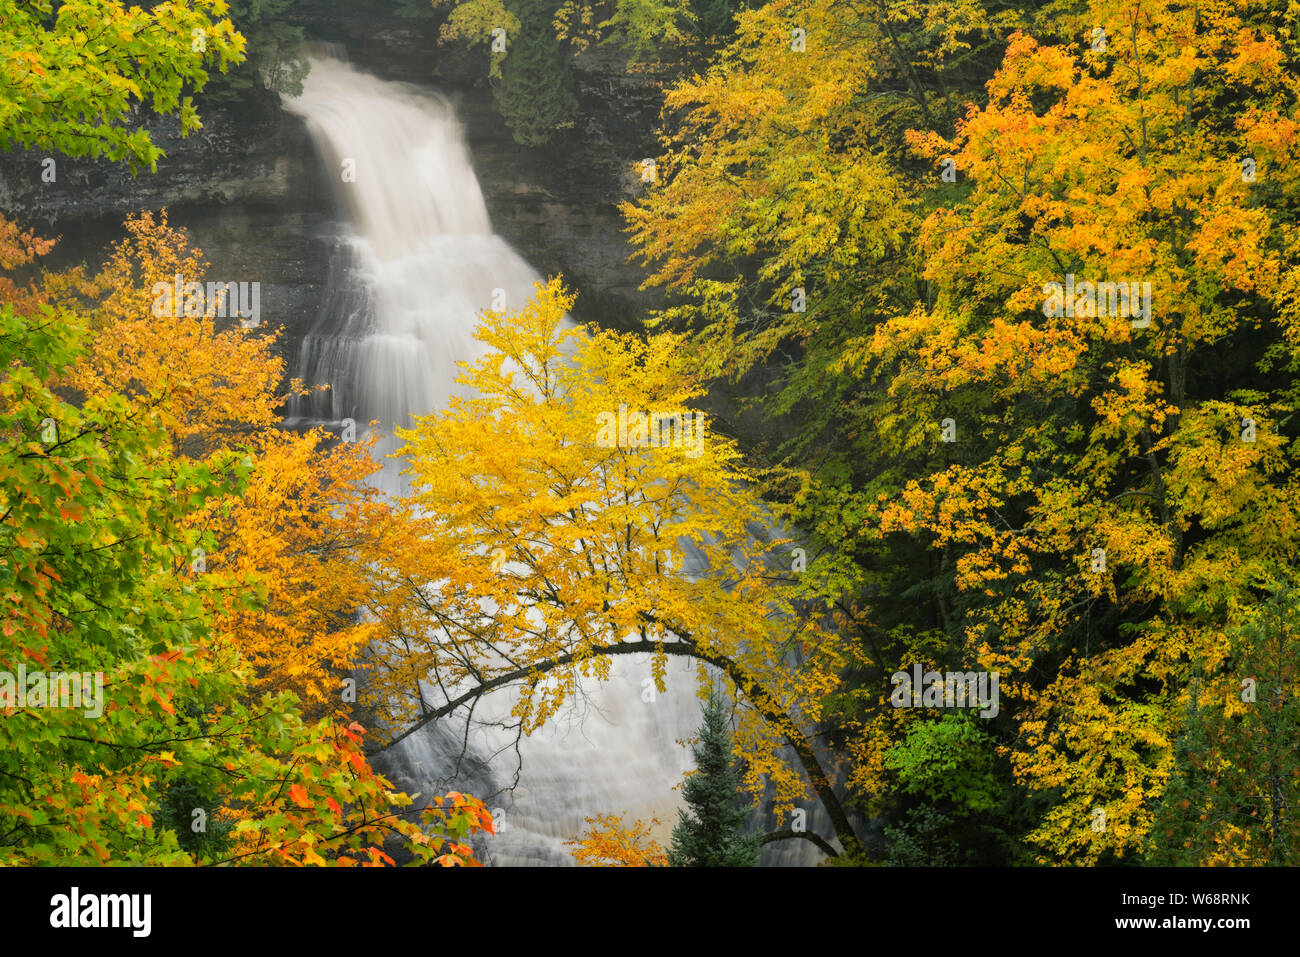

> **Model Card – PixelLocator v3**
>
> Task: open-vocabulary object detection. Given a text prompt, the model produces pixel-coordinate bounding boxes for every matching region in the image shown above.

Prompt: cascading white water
[283,56,541,497]
[283,56,714,865]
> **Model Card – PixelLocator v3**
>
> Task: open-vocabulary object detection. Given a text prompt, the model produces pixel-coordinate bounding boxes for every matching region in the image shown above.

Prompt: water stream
[283,55,717,865]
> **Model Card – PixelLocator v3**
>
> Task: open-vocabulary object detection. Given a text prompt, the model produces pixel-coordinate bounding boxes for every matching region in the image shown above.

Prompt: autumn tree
[869,0,1300,863]
[623,0,1027,858]
[0,0,246,170]
[0,218,56,313]
[0,12,489,861]
[622,0,1024,777]
[365,276,864,855]
[0,300,490,865]
[55,209,283,456]
[627,0,1300,864]
[30,211,397,714]
[567,813,668,866]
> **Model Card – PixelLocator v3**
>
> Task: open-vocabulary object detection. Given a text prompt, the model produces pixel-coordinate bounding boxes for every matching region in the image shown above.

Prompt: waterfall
[283,55,717,865]
[282,55,538,497]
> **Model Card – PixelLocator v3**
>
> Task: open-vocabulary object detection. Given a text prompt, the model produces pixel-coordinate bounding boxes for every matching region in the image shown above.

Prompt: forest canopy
[2,0,1300,868]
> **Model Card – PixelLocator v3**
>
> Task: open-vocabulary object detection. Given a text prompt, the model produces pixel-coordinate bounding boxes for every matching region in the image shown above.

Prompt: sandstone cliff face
[0,11,662,369]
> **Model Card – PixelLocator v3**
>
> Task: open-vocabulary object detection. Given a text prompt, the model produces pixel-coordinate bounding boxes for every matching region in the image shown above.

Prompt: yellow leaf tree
[366,277,863,854]
[862,1,1300,861]
[43,210,395,715]
[566,813,668,866]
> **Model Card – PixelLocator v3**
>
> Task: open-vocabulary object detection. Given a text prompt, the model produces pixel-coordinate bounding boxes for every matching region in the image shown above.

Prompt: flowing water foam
[284,56,711,865]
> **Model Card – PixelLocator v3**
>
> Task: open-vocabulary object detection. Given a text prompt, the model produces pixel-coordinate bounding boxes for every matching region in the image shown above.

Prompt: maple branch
[367,634,863,854]
[761,827,839,859]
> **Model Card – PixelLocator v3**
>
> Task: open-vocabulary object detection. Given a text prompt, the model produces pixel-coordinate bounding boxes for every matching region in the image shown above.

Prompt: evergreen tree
[492,0,578,146]
[668,692,762,867]
[200,0,308,105]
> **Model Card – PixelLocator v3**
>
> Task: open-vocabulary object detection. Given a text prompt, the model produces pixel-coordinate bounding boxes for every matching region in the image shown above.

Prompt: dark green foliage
[879,713,1027,865]
[203,0,309,104]
[1148,585,1300,866]
[493,0,579,146]
[883,805,958,866]
[667,692,762,867]
[687,0,745,38]
[157,777,235,857]
[393,0,438,17]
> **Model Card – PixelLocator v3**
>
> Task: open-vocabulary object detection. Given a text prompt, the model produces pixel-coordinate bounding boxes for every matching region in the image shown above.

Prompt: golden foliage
[370,277,854,828]
[566,813,668,866]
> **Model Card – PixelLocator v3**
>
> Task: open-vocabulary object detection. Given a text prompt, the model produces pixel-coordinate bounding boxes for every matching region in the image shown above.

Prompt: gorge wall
[0,5,663,366]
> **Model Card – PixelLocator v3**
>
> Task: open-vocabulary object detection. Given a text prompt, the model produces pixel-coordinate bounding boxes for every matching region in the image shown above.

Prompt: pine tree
[668,692,762,867]
[491,0,578,146]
